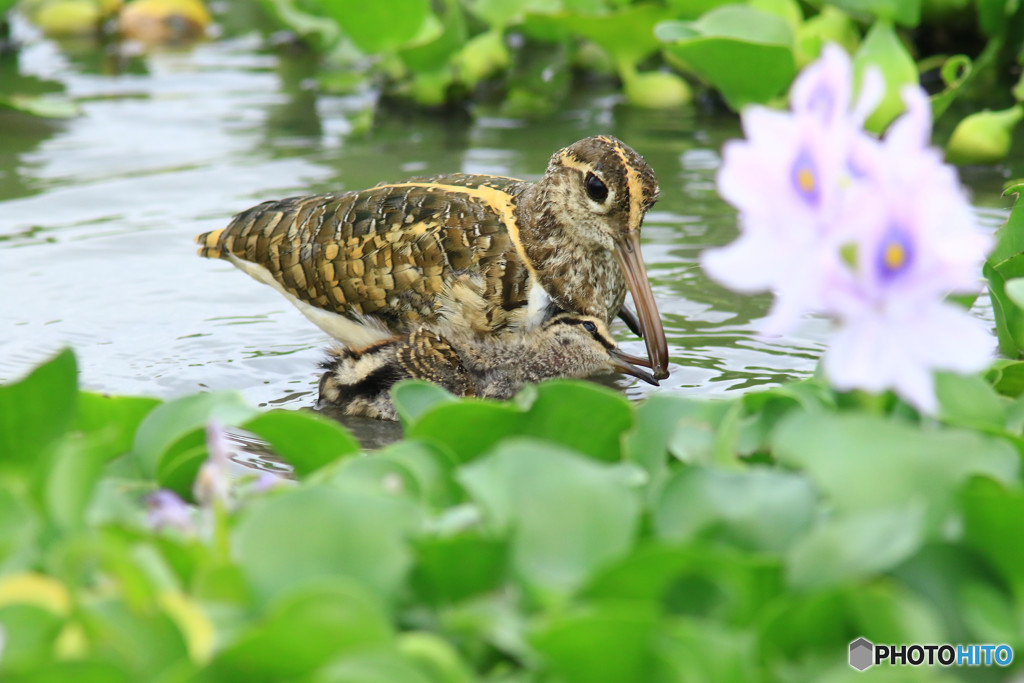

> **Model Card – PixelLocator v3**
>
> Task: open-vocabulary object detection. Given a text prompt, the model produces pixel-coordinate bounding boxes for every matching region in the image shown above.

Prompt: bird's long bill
[615,232,670,380]
[609,348,659,386]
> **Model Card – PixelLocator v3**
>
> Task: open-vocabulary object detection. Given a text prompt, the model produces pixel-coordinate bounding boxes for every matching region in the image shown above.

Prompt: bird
[316,313,659,420]
[195,135,669,379]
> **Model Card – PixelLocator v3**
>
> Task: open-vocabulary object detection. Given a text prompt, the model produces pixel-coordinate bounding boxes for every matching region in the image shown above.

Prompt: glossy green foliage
[5,340,1024,680]
[987,182,1024,358]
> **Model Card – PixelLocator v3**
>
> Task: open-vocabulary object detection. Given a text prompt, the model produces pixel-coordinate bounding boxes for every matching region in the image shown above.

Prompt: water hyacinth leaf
[233,484,419,604]
[132,392,255,479]
[0,349,77,468]
[367,440,460,509]
[242,409,360,478]
[933,372,1007,431]
[396,632,475,683]
[852,21,919,133]
[786,503,927,589]
[308,0,430,54]
[78,599,191,678]
[987,262,1024,357]
[773,413,1018,519]
[405,400,527,463]
[946,105,1024,164]
[654,466,816,553]
[977,0,1017,36]
[399,0,467,73]
[655,618,758,681]
[311,650,433,683]
[520,380,632,462]
[410,533,509,604]
[257,0,340,49]
[0,489,40,573]
[200,579,393,681]
[0,94,79,119]
[44,433,115,532]
[325,453,423,502]
[794,6,860,66]
[929,54,972,120]
[451,29,510,87]
[625,394,733,483]
[392,380,460,425]
[457,439,641,597]
[986,359,1024,397]
[75,392,161,460]
[960,477,1024,597]
[580,543,785,615]
[657,6,796,111]
[0,603,65,671]
[827,0,921,25]
[523,4,672,73]
[529,602,660,682]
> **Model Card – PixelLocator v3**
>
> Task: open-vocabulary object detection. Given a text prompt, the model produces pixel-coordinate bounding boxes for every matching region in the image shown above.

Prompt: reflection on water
[1,17,1019,456]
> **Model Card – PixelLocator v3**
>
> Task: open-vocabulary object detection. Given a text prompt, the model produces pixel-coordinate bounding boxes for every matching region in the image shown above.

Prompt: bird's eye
[582,320,598,334]
[585,173,609,203]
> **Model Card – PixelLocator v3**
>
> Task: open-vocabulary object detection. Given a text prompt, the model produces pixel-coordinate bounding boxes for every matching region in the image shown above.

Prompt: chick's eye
[582,320,598,334]
[585,173,609,203]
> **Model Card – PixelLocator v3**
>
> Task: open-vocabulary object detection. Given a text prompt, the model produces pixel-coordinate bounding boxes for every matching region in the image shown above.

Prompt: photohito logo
[849,638,1014,671]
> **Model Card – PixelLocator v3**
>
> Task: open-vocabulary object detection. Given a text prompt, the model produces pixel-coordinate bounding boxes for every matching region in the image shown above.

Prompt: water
[1,17,1019,442]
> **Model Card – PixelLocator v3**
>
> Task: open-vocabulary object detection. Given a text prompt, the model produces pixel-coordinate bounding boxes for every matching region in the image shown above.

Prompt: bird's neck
[515,185,623,322]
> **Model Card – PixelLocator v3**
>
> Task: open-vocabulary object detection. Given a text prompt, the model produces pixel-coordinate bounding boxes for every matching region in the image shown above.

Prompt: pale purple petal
[195,420,234,509]
[851,66,884,128]
[146,490,196,533]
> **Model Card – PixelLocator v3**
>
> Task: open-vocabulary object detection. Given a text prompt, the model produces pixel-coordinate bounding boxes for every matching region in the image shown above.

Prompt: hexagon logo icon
[849,637,874,671]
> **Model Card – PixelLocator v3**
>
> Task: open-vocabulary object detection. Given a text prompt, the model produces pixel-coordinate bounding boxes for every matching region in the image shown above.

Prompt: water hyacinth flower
[146,490,196,534]
[194,419,234,509]
[703,44,993,413]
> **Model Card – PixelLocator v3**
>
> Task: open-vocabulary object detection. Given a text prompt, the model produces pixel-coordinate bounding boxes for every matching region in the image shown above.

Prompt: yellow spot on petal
[797,167,816,194]
[884,241,906,270]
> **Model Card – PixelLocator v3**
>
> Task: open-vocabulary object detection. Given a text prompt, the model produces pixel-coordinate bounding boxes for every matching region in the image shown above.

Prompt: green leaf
[657,6,797,111]
[987,262,1024,357]
[410,532,509,604]
[934,372,1007,431]
[201,579,393,680]
[929,54,972,120]
[0,349,77,473]
[399,0,468,73]
[308,0,430,53]
[961,477,1024,598]
[530,602,659,682]
[131,392,256,479]
[786,503,927,589]
[396,631,475,683]
[825,0,921,25]
[312,650,434,683]
[653,466,816,553]
[392,380,460,425]
[794,7,860,67]
[772,413,1019,520]
[519,381,632,462]
[243,409,360,478]
[853,21,919,133]
[233,484,420,604]
[524,4,672,73]
[0,94,79,119]
[457,439,642,597]
[946,105,1024,165]
[75,392,161,460]
[986,359,1024,397]
[406,400,527,463]
[44,433,115,532]
[655,617,759,681]
[977,0,1016,36]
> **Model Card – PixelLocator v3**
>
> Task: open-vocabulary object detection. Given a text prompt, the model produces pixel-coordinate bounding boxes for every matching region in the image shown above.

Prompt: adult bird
[196,135,669,378]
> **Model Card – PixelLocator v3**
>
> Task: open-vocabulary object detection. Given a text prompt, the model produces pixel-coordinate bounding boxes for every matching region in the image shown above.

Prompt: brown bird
[195,135,669,378]
[317,313,659,420]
